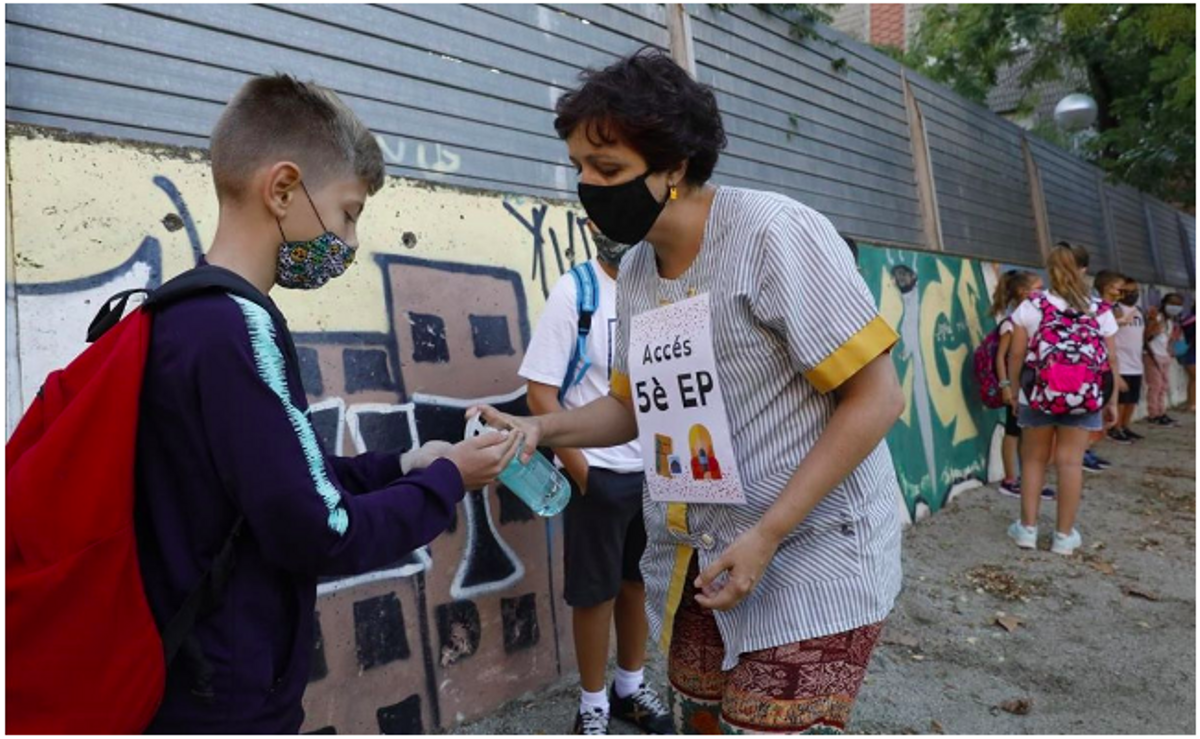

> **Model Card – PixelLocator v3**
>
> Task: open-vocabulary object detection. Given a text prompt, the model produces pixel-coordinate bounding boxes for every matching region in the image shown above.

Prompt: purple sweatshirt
[134,289,464,733]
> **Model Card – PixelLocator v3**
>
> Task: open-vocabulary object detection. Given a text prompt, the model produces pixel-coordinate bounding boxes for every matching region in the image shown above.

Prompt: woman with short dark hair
[474,49,905,735]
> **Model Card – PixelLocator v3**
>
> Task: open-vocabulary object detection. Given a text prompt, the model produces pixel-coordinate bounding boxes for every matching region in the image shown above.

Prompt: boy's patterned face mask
[275,182,357,290]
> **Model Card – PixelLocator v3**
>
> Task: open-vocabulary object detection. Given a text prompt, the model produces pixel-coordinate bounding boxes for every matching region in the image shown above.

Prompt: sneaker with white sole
[998,479,1021,498]
[1007,521,1038,550]
[573,707,610,735]
[1050,529,1082,556]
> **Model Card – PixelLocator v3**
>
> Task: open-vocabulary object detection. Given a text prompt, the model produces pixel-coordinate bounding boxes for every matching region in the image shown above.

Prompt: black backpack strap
[86,288,152,343]
[144,264,301,370]
[160,516,245,662]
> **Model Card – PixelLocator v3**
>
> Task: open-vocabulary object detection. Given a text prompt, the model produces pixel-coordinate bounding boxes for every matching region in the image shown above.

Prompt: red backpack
[973,317,1012,409]
[6,266,289,734]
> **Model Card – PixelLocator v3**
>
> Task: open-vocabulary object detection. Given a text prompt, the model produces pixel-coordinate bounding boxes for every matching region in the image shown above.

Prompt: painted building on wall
[6,126,1193,730]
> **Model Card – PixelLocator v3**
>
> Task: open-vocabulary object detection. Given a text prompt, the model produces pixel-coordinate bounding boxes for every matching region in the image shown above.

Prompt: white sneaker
[1050,529,1082,556]
[1007,521,1038,550]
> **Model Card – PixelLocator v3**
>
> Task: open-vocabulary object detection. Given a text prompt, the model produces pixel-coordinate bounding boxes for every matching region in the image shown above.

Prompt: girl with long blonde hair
[1004,246,1120,555]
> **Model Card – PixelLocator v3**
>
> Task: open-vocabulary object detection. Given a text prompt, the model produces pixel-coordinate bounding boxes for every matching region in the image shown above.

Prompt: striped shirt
[610,187,903,670]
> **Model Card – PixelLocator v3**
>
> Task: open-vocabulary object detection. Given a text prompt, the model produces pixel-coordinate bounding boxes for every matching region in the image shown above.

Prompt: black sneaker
[1161,415,1180,426]
[1107,428,1133,445]
[1124,428,1145,441]
[610,682,672,734]
[573,706,609,735]
[1090,452,1113,468]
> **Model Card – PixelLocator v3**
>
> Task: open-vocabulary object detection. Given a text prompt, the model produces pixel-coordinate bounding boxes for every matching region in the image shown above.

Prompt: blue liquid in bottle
[497,450,571,517]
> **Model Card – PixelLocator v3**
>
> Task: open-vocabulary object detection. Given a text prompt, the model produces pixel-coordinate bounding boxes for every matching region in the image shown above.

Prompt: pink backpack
[973,318,1011,409]
[1024,292,1111,416]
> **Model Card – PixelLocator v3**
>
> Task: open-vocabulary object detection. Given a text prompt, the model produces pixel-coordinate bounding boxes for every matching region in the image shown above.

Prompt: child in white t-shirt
[1111,277,1147,442]
[1144,293,1186,425]
[518,228,668,734]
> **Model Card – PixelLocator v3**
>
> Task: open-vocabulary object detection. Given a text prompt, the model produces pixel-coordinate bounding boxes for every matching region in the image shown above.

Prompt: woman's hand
[693,526,781,611]
[466,405,543,464]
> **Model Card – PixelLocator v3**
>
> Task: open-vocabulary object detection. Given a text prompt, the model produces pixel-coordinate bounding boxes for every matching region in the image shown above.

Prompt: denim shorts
[1018,405,1103,431]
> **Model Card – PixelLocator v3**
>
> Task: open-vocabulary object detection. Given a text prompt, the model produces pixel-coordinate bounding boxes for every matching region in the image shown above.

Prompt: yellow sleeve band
[659,502,692,654]
[805,315,899,394]
[610,370,631,400]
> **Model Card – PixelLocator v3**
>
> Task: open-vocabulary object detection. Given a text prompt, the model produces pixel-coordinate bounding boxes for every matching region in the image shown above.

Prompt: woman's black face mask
[577,171,669,246]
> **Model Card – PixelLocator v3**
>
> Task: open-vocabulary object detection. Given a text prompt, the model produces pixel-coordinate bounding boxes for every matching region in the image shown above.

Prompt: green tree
[890,4,1195,206]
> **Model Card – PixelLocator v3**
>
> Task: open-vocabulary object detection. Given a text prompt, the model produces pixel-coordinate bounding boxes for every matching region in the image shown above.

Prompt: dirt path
[454,414,1195,735]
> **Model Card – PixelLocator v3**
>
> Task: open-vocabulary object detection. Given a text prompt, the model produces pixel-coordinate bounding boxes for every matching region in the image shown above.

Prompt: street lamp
[1054,93,1098,155]
[1054,93,1098,131]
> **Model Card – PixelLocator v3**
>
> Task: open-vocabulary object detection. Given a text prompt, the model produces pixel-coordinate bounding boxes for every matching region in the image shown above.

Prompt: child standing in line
[1111,276,1147,442]
[991,269,1053,500]
[1144,293,1184,426]
[1005,246,1119,555]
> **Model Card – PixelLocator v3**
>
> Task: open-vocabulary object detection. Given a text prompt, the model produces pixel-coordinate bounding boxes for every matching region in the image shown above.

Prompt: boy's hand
[465,405,543,464]
[563,456,589,495]
[445,431,522,491]
[400,440,454,475]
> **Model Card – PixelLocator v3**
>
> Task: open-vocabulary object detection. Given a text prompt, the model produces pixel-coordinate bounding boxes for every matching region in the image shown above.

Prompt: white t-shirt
[1011,292,1119,338]
[999,311,1015,335]
[1011,292,1119,405]
[1113,305,1145,375]
[519,260,642,472]
[1148,314,1172,358]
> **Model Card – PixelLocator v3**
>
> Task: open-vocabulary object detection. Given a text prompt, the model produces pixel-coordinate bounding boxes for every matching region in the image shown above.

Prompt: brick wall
[870,4,906,50]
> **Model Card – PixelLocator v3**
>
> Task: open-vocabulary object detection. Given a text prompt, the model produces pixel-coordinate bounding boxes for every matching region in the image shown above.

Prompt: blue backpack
[559,262,599,402]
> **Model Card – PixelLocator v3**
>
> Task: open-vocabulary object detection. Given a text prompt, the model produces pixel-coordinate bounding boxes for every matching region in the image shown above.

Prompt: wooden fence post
[666,4,697,78]
[1176,212,1196,289]
[1142,196,1167,285]
[900,70,944,252]
[1021,136,1053,261]
[1096,176,1122,272]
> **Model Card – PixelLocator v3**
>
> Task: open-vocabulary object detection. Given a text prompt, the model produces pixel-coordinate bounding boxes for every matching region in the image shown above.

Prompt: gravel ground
[454,413,1196,735]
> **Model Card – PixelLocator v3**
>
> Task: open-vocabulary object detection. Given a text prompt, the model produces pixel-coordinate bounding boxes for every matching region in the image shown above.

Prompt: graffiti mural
[858,244,1006,523]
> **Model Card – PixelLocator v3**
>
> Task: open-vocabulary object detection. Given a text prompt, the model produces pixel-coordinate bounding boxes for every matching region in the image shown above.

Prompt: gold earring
[669,183,679,201]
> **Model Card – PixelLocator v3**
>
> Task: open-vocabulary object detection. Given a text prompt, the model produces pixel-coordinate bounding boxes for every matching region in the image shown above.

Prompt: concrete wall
[6,124,1194,728]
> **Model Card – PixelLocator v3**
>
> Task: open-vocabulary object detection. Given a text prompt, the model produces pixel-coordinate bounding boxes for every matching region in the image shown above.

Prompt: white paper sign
[628,293,746,505]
